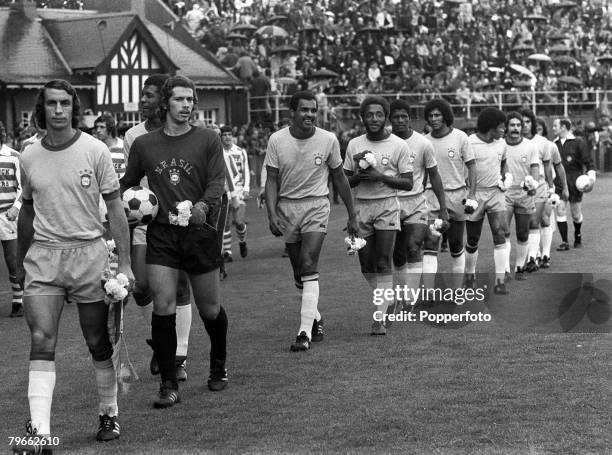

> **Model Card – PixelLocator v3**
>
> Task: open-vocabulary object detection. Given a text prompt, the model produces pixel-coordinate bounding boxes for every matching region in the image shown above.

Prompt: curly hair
[505,111,523,128]
[476,108,506,134]
[158,75,198,121]
[424,98,453,127]
[389,99,411,117]
[289,91,317,112]
[34,79,81,130]
[359,96,390,119]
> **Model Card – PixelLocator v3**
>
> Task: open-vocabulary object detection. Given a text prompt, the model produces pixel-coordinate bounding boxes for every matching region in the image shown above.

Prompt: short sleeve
[550,142,562,164]
[397,142,413,174]
[96,144,120,196]
[264,135,279,169]
[461,134,475,162]
[529,144,540,166]
[326,135,343,169]
[19,154,32,201]
[423,140,437,168]
[541,141,551,162]
[343,139,357,172]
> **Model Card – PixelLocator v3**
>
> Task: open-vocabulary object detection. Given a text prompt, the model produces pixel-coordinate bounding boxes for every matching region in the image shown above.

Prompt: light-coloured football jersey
[123,122,151,188]
[425,128,474,191]
[397,131,436,197]
[468,134,506,189]
[21,130,119,243]
[504,138,540,189]
[226,143,250,191]
[109,138,126,179]
[529,134,552,182]
[265,126,342,199]
[344,133,412,199]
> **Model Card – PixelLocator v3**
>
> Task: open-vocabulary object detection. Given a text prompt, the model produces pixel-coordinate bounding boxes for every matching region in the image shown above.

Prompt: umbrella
[226,33,248,41]
[597,55,612,64]
[256,25,289,38]
[310,68,340,79]
[488,66,505,73]
[528,53,552,62]
[444,0,466,3]
[269,44,300,55]
[231,23,257,33]
[553,55,578,65]
[264,15,288,25]
[512,43,535,52]
[550,44,572,53]
[276,76,297,85]
[557,75,582,85]
[356,26,381,34]
[547,32,569,41]
[510,63,535,78]
[513,80,533,88]
[524,14,548,22]
[548,1,578,11]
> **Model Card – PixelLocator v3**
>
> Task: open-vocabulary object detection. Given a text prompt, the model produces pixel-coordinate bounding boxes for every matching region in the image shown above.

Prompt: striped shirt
[225,144,250,192]
[109,138,126,179]
[0,144,22,211]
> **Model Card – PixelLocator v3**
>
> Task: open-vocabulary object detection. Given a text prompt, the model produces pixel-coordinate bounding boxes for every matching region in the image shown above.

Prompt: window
[122,112,142,128]
[199,109,217,126]
[21,111,31,128]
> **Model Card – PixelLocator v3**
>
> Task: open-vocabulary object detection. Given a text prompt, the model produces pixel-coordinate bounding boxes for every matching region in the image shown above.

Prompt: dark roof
[0,8,73,84]
[44,13,135,71]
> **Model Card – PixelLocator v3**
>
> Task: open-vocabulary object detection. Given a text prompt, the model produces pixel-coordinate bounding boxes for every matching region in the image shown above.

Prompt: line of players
[264,92,596,350]
[10,74,596,452]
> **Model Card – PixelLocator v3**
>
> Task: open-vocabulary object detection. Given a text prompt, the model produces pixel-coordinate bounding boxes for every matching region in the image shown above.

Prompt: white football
[575,174,593,193]
[122,186,159,225]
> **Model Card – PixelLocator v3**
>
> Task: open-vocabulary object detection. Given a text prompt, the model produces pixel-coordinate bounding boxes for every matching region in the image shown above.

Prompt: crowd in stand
[164,0,612,107]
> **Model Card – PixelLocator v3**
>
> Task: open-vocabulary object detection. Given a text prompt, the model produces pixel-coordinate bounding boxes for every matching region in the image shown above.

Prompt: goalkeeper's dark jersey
[121,126,225,226]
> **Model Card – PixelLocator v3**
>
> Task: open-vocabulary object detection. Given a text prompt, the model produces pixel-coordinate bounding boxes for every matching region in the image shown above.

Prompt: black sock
[151,313,177,387]
[557,221,568,243]
[202,306,227,363]
[573,222,582,240]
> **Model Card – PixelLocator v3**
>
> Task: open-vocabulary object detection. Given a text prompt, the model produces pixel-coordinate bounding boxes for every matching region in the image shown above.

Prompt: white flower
[429,218,443,237]
[104,276,129,302]
[549,193,560,205]
[345,236,367,255]
[116,273,129,288]
[176,200,193,214]
[358,159,369,169]
[504,172,514,188]
[106,239,116,253]
[364,152,377,167]
[523,175,538,191]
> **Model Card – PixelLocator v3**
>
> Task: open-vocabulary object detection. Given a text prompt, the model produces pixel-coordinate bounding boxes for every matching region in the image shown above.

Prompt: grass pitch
[1,176,611,454]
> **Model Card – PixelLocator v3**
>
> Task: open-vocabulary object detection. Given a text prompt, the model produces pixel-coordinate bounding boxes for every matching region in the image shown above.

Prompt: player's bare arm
[466,158,477,199]
[427,165,449,221]
[16,200,34,286]
[330,165,359,235]
[264,165,284,236]
[543,159,553,189]
[105,194,134,285]
[344,168,364,187]
[359,167,413,191]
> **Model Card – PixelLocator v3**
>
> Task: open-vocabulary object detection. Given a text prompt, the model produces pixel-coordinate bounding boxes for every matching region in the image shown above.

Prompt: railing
[248,90,612,127]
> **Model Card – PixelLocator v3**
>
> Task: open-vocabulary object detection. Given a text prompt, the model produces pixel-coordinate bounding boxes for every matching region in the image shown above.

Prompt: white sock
[139,302,153,325]
[527,229,541,261]
[515,241,529,270]
[394,262,422,305]
[298,280,319,339]
[93,358,118,417]
[422,253,438,290]
[541,225,553,257]
[374,273,393,316]
[493,244,506,282]
[504,239,511,273]
[465,249,478,274]
[28,361,56,435]
[175,304,192,358]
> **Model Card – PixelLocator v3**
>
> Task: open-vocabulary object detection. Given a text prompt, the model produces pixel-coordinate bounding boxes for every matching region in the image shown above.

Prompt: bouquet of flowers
[549,193,561,205]
[353,151,377,170]
[463,198,479,214]
[345,235,367,255]
[103,239,138,392]
[498,172,514,191]
[169,200,193,226]
[429,218,449,238]
[522,175,538,194]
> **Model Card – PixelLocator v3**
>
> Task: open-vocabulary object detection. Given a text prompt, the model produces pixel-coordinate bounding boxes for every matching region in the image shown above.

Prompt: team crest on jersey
[79,169,93,188]
[314,153,323,166]
[521,155,527,163]
[169,168,180,186]
[381,154,390,166]
[448,148,456,158]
